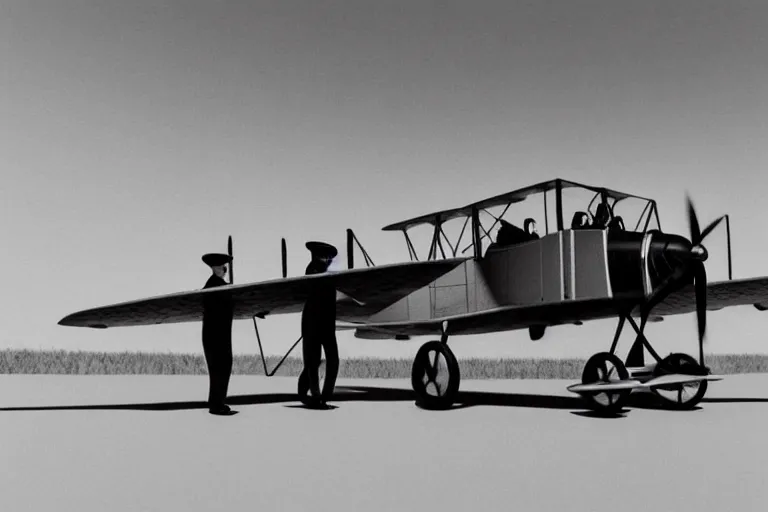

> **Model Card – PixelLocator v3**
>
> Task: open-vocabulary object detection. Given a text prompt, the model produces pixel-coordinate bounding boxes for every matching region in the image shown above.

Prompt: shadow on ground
[1,385,766,415]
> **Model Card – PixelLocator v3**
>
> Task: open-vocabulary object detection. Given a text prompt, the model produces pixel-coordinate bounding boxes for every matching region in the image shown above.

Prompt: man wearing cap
[298,241,340,409]
[201,252,236,416]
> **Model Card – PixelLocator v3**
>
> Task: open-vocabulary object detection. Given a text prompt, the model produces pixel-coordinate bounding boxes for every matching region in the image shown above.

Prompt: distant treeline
[2,350,768,379]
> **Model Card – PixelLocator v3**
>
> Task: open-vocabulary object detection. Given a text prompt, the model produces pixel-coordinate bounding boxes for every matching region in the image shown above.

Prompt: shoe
[307,399,333,410]
[208,404,237,416]
[301,394,323,409]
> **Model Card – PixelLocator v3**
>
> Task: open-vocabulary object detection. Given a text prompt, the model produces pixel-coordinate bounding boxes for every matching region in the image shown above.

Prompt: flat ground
[2,374,767,511]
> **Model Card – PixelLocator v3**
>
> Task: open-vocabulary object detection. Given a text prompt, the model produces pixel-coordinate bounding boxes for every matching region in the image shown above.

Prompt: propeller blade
[694,260,707,364]
[699,215,725,242]
[687,196,701,245]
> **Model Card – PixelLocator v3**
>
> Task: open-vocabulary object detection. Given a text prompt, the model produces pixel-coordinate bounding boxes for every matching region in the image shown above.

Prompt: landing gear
[651,353,708,410]
[411,340,460,410]
[579,352,631,413]
[571,313,712,412]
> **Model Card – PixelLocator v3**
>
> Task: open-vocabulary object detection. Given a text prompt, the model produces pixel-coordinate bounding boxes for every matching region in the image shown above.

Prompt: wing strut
[346,228,375,268]
[228,235,234,284]
[252,316,303,377]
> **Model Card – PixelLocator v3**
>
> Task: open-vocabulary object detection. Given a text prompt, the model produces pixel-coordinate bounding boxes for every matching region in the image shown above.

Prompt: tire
[580,352,631,413]
[651,353,708,410]
[411,341,461,410]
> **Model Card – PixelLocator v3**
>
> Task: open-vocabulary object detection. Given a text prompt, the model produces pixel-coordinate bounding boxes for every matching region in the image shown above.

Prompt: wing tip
[58,315,108,329]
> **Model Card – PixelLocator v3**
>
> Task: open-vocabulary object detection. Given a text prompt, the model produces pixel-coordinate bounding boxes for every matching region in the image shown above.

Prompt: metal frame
[606,311,668,368]
[228,235,234,284]
[640,231,655,297]
[252,316,303,377]
[346,228,375,268]
[725,214,733,280]
[402,212,482,262]
[395,179,663,262]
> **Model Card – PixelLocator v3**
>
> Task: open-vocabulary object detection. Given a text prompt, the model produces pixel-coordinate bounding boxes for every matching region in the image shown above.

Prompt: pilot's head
[496,220,514,244]
[202,253,232,279]
[524,218,538,236]
[305,241,338,270]
[571,212,589,229]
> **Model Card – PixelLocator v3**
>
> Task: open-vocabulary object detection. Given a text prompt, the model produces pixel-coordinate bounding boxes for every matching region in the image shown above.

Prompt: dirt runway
[2,374,767,511]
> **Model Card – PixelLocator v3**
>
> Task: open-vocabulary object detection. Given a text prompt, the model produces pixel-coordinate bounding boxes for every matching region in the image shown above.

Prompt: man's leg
[219,333,233,404]
[202,334,219,407]
[203,333,233,414]
[302,335,323,399]
[321,333,339,401]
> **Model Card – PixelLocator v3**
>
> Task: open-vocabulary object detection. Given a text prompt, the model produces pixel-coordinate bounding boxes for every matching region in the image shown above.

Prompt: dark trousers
[202,327,233,408]
[300,330,339,401]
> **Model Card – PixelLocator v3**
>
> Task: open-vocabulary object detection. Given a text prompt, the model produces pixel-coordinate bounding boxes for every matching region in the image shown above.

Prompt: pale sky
[2,1,768,361]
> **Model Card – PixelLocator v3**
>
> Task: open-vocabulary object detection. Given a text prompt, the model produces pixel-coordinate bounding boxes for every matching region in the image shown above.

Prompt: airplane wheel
[651,353,708,410]
[297,359,326,406]
[411,341,460,410]
[580,352,630,413]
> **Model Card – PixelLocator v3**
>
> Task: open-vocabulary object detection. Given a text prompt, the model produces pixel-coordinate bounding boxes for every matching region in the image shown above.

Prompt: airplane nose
[690,245,708,262]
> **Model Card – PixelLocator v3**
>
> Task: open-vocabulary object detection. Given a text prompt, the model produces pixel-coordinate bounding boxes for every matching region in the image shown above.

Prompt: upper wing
[58,258,467,328]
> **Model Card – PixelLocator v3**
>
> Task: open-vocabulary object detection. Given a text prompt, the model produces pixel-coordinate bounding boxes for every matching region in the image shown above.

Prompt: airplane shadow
[1,385,764,415]
[702,397,768,404]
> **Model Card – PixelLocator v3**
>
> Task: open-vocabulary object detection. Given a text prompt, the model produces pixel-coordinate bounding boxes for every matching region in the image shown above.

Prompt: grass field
[2,349,768,378]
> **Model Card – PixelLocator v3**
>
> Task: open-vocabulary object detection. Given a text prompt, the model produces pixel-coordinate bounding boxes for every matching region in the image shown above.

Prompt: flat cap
[202,253,233,266]
[305,241,338,259]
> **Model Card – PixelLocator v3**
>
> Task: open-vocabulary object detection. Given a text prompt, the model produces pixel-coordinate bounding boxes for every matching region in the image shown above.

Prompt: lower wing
[340,276,768,338]
[339,297,626,338]
[58,258,467,328]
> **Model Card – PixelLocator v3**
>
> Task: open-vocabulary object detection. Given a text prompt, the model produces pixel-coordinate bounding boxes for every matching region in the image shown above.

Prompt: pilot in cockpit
[524,218,539,240]
[593,202,612,228]
[571,212,591,229]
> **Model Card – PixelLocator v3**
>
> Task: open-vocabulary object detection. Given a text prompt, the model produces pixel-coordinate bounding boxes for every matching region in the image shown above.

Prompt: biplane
[59,178,768,412]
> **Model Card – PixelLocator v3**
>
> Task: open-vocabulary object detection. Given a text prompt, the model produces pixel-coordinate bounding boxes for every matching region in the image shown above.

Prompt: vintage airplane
[59,178,768,412]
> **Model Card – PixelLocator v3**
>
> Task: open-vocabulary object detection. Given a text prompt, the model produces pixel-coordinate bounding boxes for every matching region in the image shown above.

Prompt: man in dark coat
[201,252,236,416]
[298,241,339,409]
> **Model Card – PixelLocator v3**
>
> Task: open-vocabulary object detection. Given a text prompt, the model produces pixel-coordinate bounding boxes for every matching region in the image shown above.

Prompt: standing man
[201,252,237,416]
[298,241,340,409]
